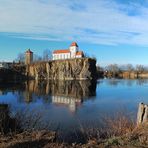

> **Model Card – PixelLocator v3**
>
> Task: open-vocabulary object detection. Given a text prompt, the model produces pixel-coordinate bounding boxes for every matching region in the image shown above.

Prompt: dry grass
[0,118,147,148]
[103,113,135,138]
[1,106,147,148]
[75,112,136,143]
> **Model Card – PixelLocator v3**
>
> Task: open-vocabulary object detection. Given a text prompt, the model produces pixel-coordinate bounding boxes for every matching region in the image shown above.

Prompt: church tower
[69,42,79,58]
[25,49,33,65]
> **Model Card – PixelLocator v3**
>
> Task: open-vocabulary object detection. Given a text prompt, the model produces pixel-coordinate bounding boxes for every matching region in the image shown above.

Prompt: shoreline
[0,123,147,148]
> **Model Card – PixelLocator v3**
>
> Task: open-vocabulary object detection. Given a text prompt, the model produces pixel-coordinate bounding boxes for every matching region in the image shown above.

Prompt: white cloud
[1,0,148,46]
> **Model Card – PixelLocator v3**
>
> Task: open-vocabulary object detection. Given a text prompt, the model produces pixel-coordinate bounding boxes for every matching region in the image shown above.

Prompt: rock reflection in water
[51,81,96,112]
[21,80,96,112]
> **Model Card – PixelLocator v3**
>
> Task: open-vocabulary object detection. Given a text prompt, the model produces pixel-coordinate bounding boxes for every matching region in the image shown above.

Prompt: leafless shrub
[74,111,136,143]
[0,104,22,135]
[14,108,53,131]
[102,112,135,138]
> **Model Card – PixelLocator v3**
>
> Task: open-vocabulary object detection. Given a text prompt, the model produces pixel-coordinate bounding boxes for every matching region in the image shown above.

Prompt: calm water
[0,79,148,141]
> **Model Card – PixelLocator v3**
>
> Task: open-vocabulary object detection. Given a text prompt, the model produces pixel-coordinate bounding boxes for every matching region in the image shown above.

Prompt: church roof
[53,49,70,54]
[70,42,78,47]
[53,50,84,56]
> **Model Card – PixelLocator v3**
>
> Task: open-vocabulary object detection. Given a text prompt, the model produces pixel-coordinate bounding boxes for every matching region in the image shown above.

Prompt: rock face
[26,58,97,80]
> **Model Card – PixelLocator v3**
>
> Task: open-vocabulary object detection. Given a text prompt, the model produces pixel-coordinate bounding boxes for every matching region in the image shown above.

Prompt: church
[52,42,84,60]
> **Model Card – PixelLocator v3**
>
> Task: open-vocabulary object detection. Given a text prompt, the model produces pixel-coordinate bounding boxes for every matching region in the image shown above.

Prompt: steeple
[70,42,78,47]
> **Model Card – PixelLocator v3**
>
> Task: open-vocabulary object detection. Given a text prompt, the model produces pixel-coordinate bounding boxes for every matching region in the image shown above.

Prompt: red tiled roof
[26,49,33,53]
[70,42,78,47]
[53,49,70,54]
[76,51,83,56]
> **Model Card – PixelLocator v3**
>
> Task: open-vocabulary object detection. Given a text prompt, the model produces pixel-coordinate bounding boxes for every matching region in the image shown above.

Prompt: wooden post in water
[137,102,148,125]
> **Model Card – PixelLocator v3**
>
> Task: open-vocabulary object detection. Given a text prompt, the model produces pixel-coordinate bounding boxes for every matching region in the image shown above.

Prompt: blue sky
[0,0,148,66]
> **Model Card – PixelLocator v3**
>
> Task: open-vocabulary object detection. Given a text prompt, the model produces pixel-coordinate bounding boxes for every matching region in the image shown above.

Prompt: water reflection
[0,80,96,112]
[0,79,147,143]
[25,80,96,112]
[105,79,148,86]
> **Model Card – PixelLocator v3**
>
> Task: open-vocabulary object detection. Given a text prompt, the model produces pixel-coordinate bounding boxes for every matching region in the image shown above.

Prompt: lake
[0,79,147,142]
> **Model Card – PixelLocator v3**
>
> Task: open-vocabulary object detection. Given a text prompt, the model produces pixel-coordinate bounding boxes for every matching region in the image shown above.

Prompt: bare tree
[33,54,42,62]
[125,64,134,72]
[106,64,120,77]
[15,53,25,63]
[106,64,120,73]
[43,49,51,61]
[96,64,104,78]
[136,65,145,73]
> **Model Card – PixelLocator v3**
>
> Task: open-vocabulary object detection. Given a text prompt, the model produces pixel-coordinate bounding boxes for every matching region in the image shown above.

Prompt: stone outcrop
[26,58,97,80]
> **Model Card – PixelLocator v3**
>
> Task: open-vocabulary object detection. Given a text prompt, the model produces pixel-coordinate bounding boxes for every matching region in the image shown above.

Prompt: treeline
[15,49,52,63]
[0,65,26,82]
[97,64,148,79]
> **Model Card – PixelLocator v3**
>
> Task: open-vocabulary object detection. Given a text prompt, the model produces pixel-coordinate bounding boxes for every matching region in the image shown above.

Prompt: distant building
[52,42,84,60]
[25,49,33,65]
[0,62,9,69]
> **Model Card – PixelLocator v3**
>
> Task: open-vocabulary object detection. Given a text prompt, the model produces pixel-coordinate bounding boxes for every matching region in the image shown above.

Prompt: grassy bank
[0,123,147,148]
[0,107,147,148]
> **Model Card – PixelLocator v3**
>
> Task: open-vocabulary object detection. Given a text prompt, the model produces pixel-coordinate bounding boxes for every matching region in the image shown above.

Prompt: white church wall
[53,53,71,60]
[76,55,82,58]
[52,42,83,60]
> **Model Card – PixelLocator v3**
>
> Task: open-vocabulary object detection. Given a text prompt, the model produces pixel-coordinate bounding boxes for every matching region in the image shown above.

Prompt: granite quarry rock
[26,58,97,80]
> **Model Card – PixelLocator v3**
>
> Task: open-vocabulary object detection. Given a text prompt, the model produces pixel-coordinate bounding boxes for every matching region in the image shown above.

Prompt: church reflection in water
[23,80,97,112]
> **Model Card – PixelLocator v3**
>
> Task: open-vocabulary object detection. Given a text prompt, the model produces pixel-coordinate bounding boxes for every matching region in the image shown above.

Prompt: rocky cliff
[26,58,97,80]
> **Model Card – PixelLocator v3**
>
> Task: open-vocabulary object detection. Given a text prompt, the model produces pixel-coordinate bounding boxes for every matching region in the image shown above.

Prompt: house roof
[26,49,33,53]
[70,42,78,47]
[53,49,70,54]
[53,50,84,56]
